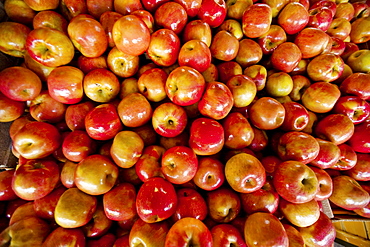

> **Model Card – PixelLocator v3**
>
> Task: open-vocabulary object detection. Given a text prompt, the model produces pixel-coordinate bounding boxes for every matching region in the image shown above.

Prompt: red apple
[248,97,285,130]
[309,166,333,201]
[193,157,225,191]
[86,0,113,19]
[242,3,272,38]
[244,212,289,247]
[310,139,341,169]
[271,42,302,73]
[294,27,332,59]
[65,101,95,131]
[85,103,123,141]
[137,68,168,102]
[226,0,252,20]
[12,121,61,159]
[29,90,66,123]
[0,92,26,123]
[243,64,268,91]
[346,153,370,181]
[107,46,140,78]
[129,218,169,247]
[347,118,370,153]
[135,145,165,182]
[210,30,240,61]
[32,10,68,34]
[277,2,309,35]
[172,188,208,222]
[136,177,177,223]
[235,38,263,68]
[217,61,243,83]
[340,72,370,101]
[189,117,225,156]
[225,153,266,193]
[258,24,287,55]
[112,14,150,56]
[197,0,227,28]
[273,160,319,204]
[24,0,59,11]
[211,223,247,247]
[4,0,36,25]
[280,101,309,131]
[165,66,206,106]
[279,198,320,227]
[306,53,344,82]
[0,170,18,201]
[33,185,66,221]
[154,1,188,34]
[164,217,213,247]
[152,102,188,138]
[178,40,212,73]
[222,112,254,149]
[62,130,96,162]
[182,19,212,47]
[42,227,86,247]
[307,6,334,32]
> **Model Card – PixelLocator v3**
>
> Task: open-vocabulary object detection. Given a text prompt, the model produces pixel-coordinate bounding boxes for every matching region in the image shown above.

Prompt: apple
[12,121,61,160]
[193,157,225,191]
[129,218,169,247]
[29,90,67,123]
[198,81,234,120]
[147,28,181,67]
[117,92,153,128]
[216,61,243,83]
[270,42,302,73]
[242,3,272,38]
[327,17,352,40]
[0,92,26,123]
[65,101,95,131]
[307,6,334,32]
[307,53,344,82]
[26,27,74,67]
[294,27,332,59]
[182,19,212,47]
[265,72,294,97]
[178,40,212,73]
[225,153,266,193]
[107,46,140,78]
[24,0,59,11]
[258,24,287,55]
[0,170,18,201]
[59,0,88,20]
[283,224,305,247]
[309,166,333,201]
[86,0,113,19]
[164,217,213,247]
[226,0,252,20]
[273,160,319,204]
[0,66,42,102]
[310,138,341,169]
[240,178,279,214]
[110,130,144,168]
[248,97,285,130]
[136,177,177,223]
[161,145,198,184]
[345,153,370,181]
[347,118,370,153]
[62,130,96,162]
[331,143,358,171]
[131,123,158,147]
[173,188,208,222]
[77,55,108,74]
[85,103,123,141]
[235,38,263,68]
[217,19,244,40]
[301,81,341,114]
[243,64,267,91]
[189,117,225,156]
[329,175,370,210]
[99,11,123,48]
[137,68,168,102]
[42,227,86,247]
[333,95,370,125]
[298,212,336,247]
[206,187,241,223]
[226,74,257,108]
[211,223,247,247]
[260,155,282,175]
[33,185,66,221]
[165,66,206,106]
[154,2,188,34]
[244,212,289,247]
[112,14,150,56]
[4,0,36,25]
[277,2,309,35]
[279,198,320,227]
[54,187,97,228]
[8,201,38,226]
[222,112,254,149]
[135,145,165,182]
[197,0,227,28]
[346,49,370,73]
[280,101,309,131]
[210,30,240,62]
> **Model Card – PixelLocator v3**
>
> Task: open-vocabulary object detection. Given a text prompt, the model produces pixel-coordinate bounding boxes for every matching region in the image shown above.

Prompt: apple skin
[347,118,370,153]
[327,17,351,41]
[198,81,234,120]
[226,74,257,108]
[307,6,334,32]
[222,112,254,150]
[99,11,123,48]
[42,227,86,247]
[32,10,68,34]
[244,212,289,247]
[225,153,266,193]
[172,188,208,222]
[152,102,188,138]
[107,46,140,78]
[138,68,167,102]
[298,211,336,247]
[271,42,302,73]
[217,61,243,84]
[310,139,341,170]
[129,218,169,247]
[330,143,358,171]
[193,157,225,191]
[273,160,319,204]
[277,2,309,35]
[74,154,118,196]
[248,97,286,130]
[210,30,240,62]
[258,24,287,55]
[0,92,26,123]
[112,14,150,56]
[103,182,137,222]
[211,223,247,247]
[189,117,225,156]
[0,170,18,201]
[165,66,206,106]
[301,81,341,114]
[118,93,153,128]
[329,175,370,210]
[345,153,370,181]
[147,28,181,67]
[110,130,144,169]
[135,145,166,182]
[0,22,31,58]
[136,177,177,223]
[279,198,320,227]
[350,15,370,44]
[65,101,95,131]
[197,0,227,28]
[235,38,263,68]
[265,72,294,98]
[242,3,272,38]
[276,131,320,164]
[83,68,120,103]
[62,130,96,163]
[4,0,36,25]
[33,185,67,221]
[340,72,370,101]
[333,95,370,125]
[12,121,62,160]
[164,217,213,247]
[0,66,42,102]
[182,19,212,47]
[240,178,279,214]
[314,113,355,145]
[206,187,241,223]
[307,53,344,83]
[280,101,309,132]
[54,187,97,228]
[294,27,332,59]
[154,2,188,34]
[85,103,123,141]
[283,223,305,247]
[178,40,212,73]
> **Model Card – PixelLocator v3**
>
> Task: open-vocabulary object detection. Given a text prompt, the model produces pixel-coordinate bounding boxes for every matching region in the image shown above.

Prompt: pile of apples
[1,0,370,246]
